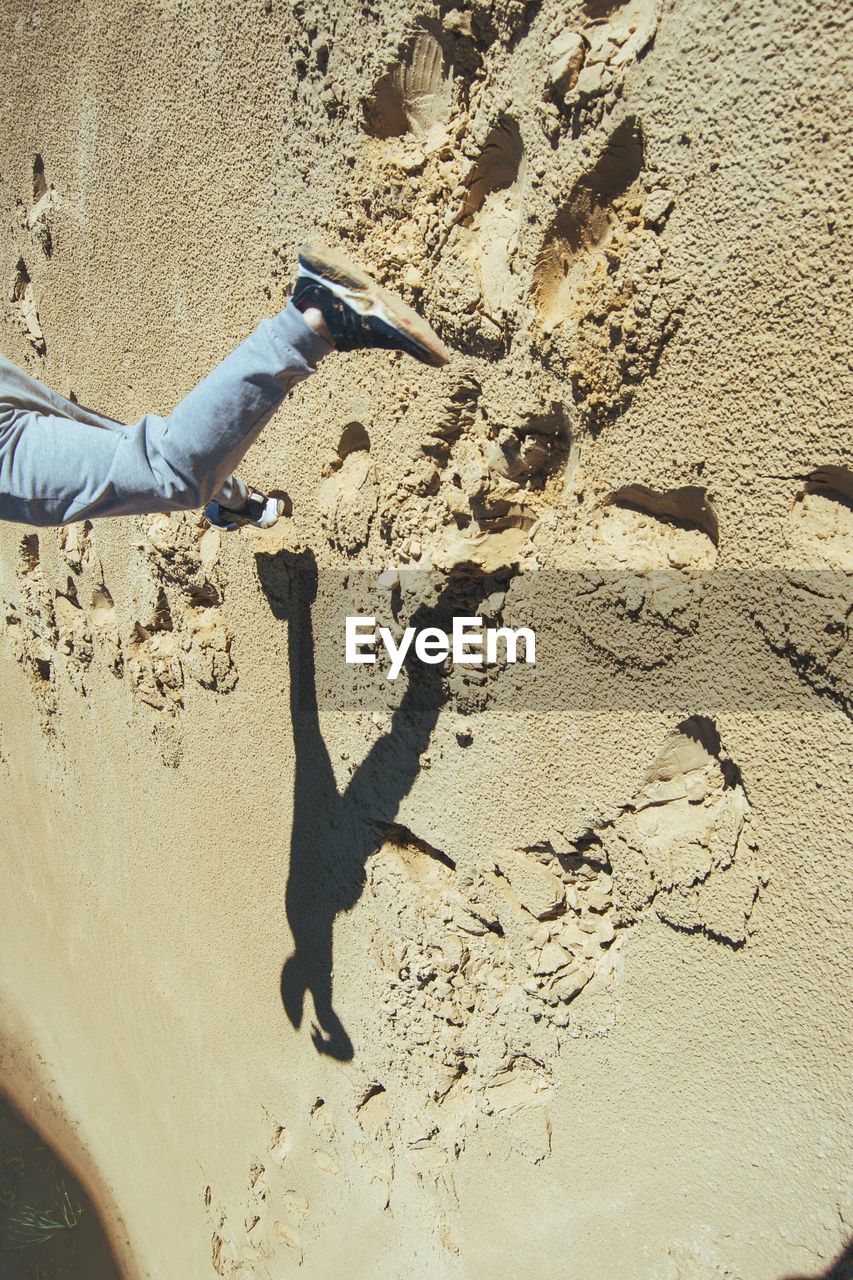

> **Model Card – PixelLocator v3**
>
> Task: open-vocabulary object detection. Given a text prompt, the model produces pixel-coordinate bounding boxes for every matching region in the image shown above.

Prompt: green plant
[5,1181,83,1248]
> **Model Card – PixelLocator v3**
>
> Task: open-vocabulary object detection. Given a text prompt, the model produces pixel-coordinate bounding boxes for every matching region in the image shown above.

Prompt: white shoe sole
[253,496,285,529]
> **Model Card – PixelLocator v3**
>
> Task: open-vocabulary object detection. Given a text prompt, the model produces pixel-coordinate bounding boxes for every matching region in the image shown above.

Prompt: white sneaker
[204,490,285,531]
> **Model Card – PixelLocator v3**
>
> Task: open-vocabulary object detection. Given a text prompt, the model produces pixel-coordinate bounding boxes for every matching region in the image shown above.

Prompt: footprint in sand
[533,117,645,332]
[438,115,526,348]
[308,1098,342,1175]
[268,1124,292,1165]
[59,519,93,575]
[10,257,45,355]
[318,436,380,555]
[272,1218,303,1260]
[281,1189,310,1222]
[476,376,571,509]
[362,27,456,147]
[28,154,60,259]
[590,715,763,945]
[90,583,118,629]
[531,116,684,429]
[753,465,852,715]
[353,1084,395,1209]
[572,483,718,668]
[6,155,59,355]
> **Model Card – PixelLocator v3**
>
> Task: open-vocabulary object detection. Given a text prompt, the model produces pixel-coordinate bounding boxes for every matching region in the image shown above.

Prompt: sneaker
[204,489,285,531]
[292,243,451,367]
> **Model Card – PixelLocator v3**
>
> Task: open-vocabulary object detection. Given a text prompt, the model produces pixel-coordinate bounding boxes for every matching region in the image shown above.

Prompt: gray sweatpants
[0,301,332,527]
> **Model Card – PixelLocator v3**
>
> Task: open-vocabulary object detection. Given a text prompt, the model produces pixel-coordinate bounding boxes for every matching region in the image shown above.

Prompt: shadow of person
[255,545,484,1061]
[780,1239,853,1280]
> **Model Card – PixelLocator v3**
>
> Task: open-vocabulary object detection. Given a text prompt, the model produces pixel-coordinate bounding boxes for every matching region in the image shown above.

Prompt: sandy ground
[0,1,850,1277]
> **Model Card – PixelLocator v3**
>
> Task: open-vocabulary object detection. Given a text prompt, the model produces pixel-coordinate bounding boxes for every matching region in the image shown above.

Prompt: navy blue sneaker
[292,243,450,367]
[204,489,285,531]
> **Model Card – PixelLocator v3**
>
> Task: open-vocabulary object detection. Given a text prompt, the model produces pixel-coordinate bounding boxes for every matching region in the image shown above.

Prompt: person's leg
[0,303,331,527]
[0,396,126,527]
[131,238,451,526]
[123,301,333,519]
[0,243,449,529]
[209,304,333,514]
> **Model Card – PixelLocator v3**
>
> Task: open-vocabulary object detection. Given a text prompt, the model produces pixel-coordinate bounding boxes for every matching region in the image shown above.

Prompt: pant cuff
[213,473,248,508]
[269,299,334,369]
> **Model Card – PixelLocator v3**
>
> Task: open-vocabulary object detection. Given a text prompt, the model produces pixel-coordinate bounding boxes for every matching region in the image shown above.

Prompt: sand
[0,1,850,1277]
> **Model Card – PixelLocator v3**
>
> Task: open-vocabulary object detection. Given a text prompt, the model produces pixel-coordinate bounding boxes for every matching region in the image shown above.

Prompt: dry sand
[0,1,851,1277]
